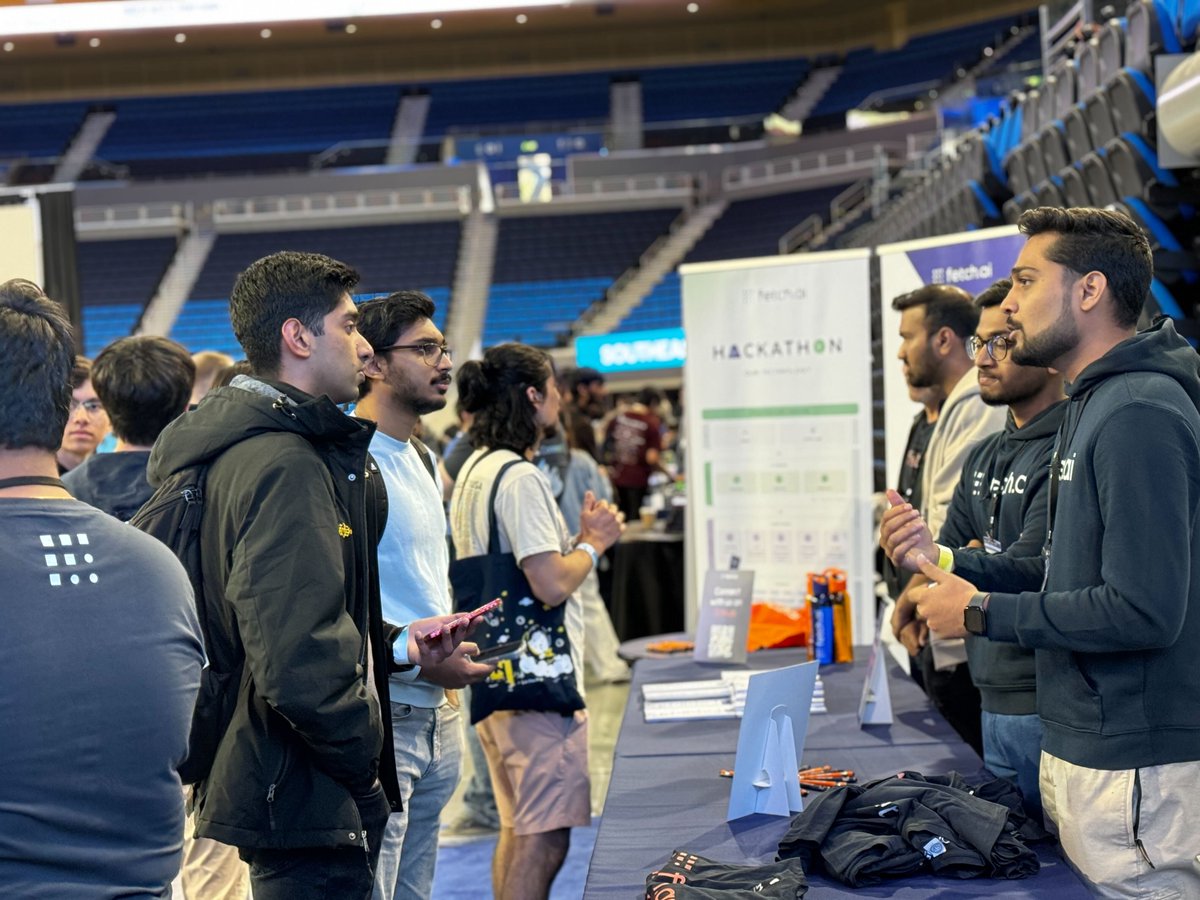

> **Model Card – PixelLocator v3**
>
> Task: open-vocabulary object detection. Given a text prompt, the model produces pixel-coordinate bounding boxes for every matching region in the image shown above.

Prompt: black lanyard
[0,476,66,491]
[1041,390,1093,583]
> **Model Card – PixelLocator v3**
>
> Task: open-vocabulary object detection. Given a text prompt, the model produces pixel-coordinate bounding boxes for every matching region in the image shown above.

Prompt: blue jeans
[981,710,1044,821]
[371,702,463,900]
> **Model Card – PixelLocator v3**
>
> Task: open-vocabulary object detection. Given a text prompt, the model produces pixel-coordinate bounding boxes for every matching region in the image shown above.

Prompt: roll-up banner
[877,226,1025,491]
[681,249,875,645]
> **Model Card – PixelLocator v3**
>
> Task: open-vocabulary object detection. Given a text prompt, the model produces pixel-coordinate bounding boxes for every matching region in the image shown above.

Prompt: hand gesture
[880,488,938,571]
[407,613,477,667]
[420,642,497,689]
[578,490,624,553]
[911,555,977,639]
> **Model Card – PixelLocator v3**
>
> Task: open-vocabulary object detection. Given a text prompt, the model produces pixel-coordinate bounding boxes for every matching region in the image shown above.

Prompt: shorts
[475,709,591,836]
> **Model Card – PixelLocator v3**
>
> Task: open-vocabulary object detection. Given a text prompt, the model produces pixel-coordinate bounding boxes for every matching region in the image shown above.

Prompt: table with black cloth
[584,648,1091,898]
[609,528,685,641]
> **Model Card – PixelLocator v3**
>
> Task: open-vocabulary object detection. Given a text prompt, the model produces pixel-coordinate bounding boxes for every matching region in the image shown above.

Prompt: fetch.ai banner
[877,226,1024,488]
[681,250,874,645]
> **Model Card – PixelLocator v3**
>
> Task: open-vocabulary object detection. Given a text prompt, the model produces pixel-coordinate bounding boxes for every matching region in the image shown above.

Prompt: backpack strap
[409,436,438,485]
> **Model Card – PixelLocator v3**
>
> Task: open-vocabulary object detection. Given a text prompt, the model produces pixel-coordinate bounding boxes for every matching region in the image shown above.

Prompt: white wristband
[575,541,599,570]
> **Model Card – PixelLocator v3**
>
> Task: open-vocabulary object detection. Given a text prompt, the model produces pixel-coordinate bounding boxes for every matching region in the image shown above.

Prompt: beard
[1011,303,1078,368]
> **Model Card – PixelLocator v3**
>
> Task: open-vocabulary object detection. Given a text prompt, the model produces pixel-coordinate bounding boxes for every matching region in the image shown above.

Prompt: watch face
[964,603,986,635]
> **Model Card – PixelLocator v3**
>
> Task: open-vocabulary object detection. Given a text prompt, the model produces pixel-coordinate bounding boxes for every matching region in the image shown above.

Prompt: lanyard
[1041,390,1093,585]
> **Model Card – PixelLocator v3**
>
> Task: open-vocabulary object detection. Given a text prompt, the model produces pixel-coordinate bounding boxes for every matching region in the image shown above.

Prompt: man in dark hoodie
[63,335,195,521]
[148,251,471,900]
[915,208,1200,897]
[882,277,1066,820]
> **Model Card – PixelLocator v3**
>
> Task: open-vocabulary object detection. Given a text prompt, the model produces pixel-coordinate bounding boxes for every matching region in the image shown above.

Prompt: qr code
[707,624,735,658]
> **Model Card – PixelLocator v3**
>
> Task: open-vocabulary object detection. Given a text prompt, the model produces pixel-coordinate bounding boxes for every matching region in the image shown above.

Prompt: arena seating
[77,236,179,357]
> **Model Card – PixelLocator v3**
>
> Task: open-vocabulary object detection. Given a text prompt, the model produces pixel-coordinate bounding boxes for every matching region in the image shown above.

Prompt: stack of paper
[642,672,826,722]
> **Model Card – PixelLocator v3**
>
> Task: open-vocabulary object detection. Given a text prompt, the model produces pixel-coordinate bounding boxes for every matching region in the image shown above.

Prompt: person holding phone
[450,343,624,900]
[355,291,496,900]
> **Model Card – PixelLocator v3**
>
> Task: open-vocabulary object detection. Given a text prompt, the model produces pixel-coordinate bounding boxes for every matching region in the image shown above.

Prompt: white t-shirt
[370,429,452,707]
[450,447,585,697]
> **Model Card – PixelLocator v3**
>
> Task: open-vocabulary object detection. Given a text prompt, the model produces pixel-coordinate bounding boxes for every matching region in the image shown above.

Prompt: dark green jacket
[149,377,396,849]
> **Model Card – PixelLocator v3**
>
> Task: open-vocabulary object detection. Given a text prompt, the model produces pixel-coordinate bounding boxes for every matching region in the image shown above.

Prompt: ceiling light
[260,28,271,38]
[345,22,357,33]
[515,13,527,23]
[2,41,12,52]
[89,37,100,47]
[686,2,699,12]
[431,18,442,28]
[175,32,186,43]
[982,46,994,57]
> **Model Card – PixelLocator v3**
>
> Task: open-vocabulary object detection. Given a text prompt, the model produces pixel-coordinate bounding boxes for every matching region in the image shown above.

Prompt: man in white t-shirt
[355,291,496,900]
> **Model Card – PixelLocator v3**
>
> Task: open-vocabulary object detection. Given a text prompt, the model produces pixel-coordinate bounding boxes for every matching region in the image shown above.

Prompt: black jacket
[989,319,1200,769]
[148,377,398,850]
[940,401,1065,714]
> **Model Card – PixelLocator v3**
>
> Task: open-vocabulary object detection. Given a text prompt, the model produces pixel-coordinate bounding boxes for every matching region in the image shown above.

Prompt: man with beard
[881,278,1065,819]
[354,291,496,900]
[889,284,1006,754]
[915,207,1200,897]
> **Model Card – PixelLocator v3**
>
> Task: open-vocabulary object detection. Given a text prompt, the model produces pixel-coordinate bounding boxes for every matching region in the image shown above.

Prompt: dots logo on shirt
[40,532,99,586]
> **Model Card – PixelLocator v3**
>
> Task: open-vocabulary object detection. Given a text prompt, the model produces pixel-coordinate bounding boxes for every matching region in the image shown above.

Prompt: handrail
[211,186,470,223]
[492,171,695,204]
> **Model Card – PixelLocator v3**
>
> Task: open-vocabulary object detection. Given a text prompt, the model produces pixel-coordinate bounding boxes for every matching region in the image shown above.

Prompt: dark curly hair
[456,343,553,454]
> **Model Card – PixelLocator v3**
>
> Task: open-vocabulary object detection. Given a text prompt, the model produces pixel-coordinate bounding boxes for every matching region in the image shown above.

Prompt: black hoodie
[149,376,397,849]
[939,400,1066,715]
[987,319,1200,769]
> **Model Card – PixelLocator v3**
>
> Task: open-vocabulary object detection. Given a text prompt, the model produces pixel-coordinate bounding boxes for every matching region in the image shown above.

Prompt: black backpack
[130,463,242,785]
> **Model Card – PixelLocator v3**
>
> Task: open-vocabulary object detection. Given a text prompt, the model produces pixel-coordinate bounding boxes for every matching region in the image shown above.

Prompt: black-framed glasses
[376,342,452,367]
[966,334,1013,362]
[68,398,105,416]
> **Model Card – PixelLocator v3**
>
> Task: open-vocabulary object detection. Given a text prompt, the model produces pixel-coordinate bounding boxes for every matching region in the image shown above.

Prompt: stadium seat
[1059,163,1094,207]
[1032,176,1068,208]
[1105,133,1199,219]
[1036,123,1073,175]
[1105,67,1157,140]
[1080,150,1122,205]
[1063,105,1095,158]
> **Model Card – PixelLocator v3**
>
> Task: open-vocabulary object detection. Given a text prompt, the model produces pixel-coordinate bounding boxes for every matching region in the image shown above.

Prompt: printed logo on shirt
[983,472,1028,497]
[1059,453,1076,483]
[338,522,353,538]
[40,532,98,587]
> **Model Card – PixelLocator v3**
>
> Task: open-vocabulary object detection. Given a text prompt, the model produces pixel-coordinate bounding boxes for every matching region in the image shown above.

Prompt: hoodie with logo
[939,400,1065,715]
[986,319,1200,769]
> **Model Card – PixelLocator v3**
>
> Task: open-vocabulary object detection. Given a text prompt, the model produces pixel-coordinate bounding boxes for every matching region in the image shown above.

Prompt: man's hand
[897,619,929,657]
[880,489,937,572]
[912,555,976,639]
[578,490,625,553]
[419,643,496,689]
[407,614,477,667]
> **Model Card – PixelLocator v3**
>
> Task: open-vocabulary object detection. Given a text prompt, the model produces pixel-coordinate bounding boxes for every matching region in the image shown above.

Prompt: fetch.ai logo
[40,532,99,587]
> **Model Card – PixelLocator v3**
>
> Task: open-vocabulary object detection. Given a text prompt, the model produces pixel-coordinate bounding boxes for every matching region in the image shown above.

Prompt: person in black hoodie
[882,278,1066,820]
[63,335,195,521]
[914,208,1200,897]
[149,251,470,900]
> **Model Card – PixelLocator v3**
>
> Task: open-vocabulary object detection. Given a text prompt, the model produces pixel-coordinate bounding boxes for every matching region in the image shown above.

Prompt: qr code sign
[707,624,735,659]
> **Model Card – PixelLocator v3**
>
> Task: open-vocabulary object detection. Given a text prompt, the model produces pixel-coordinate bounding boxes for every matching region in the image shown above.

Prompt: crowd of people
[1,204,1197,900]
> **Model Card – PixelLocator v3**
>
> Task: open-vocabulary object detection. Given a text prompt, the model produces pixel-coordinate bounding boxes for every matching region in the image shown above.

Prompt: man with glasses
[881,279,1065,819]
[888,283,1005,754]
[353,290,496,900]
[57,357,110,475]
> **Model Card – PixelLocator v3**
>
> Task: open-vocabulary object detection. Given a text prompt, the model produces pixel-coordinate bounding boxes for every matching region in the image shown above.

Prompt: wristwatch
[964,592,991,635]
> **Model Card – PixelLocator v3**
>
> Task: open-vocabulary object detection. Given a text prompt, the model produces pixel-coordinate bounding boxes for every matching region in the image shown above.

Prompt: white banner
[681,250,874,645]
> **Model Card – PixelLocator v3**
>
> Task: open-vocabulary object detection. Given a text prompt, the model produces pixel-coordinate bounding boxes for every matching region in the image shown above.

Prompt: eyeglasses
[966,334,1013,362]
[69,399,105,416]
[376,342,452,367]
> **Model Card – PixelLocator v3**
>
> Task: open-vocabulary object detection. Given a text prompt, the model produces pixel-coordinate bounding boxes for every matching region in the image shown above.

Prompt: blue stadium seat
[77,236,180,356]
[1105,68,1157,140]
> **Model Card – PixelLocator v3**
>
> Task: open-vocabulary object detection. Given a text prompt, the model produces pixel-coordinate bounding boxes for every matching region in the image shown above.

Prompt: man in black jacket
[883,278,1065,819]
[914,208,1200,896]
[149,251,469,900]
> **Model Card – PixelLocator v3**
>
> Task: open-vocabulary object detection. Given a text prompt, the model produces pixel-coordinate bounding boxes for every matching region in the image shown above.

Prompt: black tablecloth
[584,648,1092,899]
[610,532,685,641]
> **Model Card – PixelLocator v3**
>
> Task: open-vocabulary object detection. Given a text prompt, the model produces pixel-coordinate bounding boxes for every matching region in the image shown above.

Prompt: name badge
[983,536,1002,555]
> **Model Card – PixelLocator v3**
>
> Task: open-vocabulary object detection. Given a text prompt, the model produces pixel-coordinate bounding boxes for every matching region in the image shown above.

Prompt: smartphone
[424,598,501,641]
[473,637,524,662]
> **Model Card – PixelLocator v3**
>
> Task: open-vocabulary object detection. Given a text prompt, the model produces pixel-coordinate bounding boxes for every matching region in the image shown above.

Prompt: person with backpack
[353,290,496,900]
[0,279,203,897]
[449,343,624,900]
[144,252,470,900]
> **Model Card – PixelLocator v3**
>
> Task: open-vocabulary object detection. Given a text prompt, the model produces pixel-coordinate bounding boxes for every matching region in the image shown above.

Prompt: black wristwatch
[964,592,991,635]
